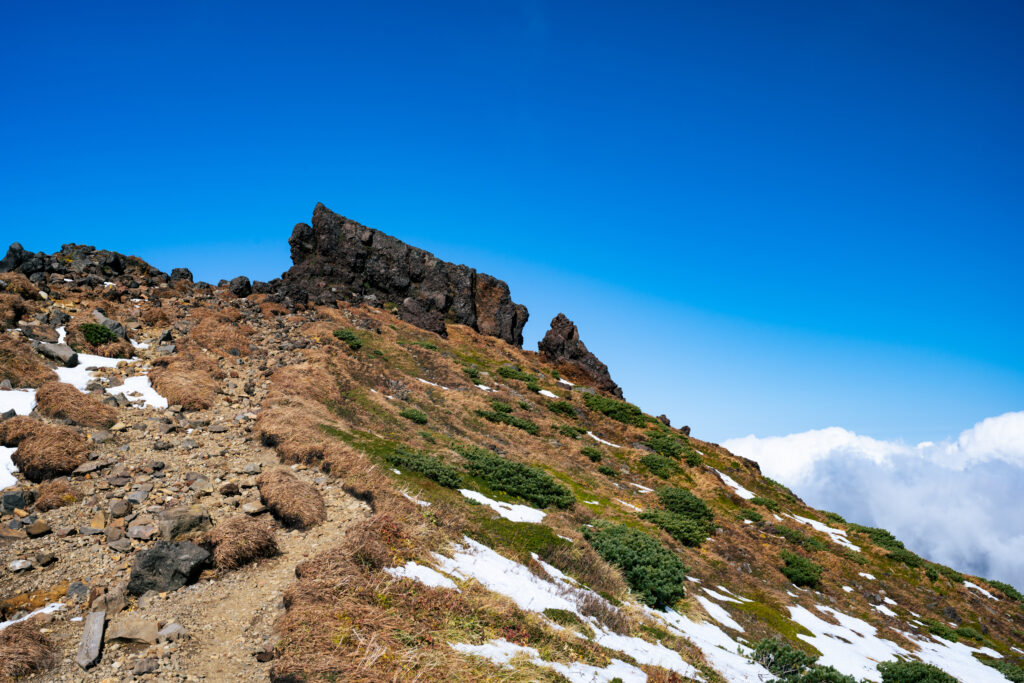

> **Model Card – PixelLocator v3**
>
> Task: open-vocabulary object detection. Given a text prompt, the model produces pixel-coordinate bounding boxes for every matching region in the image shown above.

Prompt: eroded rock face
[538,313,622,398]
[281,203,528,346]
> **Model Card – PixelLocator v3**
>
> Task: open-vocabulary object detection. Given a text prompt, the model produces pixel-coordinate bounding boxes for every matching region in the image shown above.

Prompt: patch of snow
[129,338,149,350]
[0,388,37,416]
[451,639,648,683]
[873,604,897,618]
[475,384,493,391]
[788,604,905,682]
[56,325,67,343]
[711,469,755,499]
[0,602,64,632]
[55,353,126,391]
[1,446,19,491]
[686,576,702,583]
[583,500,601,505]
[882,596,897,606]
[458,489,545,523]
[417,378,449,390]
[842,586,853,593]
[716,586,752,602]
[392,468,402,475]
[1013,646,1024,655]
[616,499,642,512]
[385,561,459,590]
[786,513,860,551]
[964,581,998,600]
[538,389,559,398]
[696,596,744,631]
[587,431,621,448]
[901,631,1008,683]
[859,572,876,580]
[105,375,168,409]
[648,607,772,682]
[743,519,752,524]
[591,625,699,679]
[402,492,430,507]
[773,513,783,521]
[703,588,742,604]
[557,378,575,386]
[557,535,574,543]
[103,281,116,287]
[629,482,654,493]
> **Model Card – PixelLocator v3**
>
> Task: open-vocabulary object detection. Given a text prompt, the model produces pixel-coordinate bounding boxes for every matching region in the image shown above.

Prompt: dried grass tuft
[0,334,55,388]
[0,273,41,299]
[34,381,117,427]
[150,361,219,411]
[256,468,326,529]
[186,309,252,356]
[0,617,57,681]
[207,515,279,570]
[34,478,82,511]
[0,416,88,482]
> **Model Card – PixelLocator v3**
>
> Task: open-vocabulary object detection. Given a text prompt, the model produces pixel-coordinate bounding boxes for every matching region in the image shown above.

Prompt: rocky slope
[0,213,1022,683]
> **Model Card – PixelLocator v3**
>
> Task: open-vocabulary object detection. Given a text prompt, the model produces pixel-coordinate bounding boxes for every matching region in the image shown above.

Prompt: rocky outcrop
[538,313,622,398]
[281,203,529,346]
[0,242,169,288]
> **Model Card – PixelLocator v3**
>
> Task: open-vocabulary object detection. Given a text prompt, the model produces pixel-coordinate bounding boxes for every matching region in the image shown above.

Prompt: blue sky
[2,0,1022,443]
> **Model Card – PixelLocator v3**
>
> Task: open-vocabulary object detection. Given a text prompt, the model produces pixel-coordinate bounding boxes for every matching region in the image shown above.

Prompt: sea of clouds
[723,411,1024,589]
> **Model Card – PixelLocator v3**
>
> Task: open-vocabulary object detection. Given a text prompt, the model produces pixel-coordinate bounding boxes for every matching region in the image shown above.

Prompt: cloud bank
[723,411,1024,590]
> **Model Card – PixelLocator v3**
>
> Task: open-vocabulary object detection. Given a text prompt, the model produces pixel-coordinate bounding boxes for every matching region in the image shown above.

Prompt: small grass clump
[475,401,540,435]
[640,486,715,547]
[399,407,428,424]
[923,619,959,642]
[848,524,905,551]
[752,496,781,512]
[779,550,823,588]
[457,445,574,509]
[257,468,326,529]
[583,522,688,608]
[597,464,617,477]
[78,322,117,345]
[34,381,117,428]
[385,447,462,489]
[333,328,362,350]
[547,400,577,418]
[206,515,279,570]
[641,453,678,479]
[462,366,480,382]
[877,660,958,683]
[581,446,603,462]
[0,618,57,680]
[583,392,647,427]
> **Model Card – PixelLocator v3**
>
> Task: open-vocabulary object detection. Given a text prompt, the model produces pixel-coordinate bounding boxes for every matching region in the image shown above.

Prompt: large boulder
[538,313,622,398]
[281,203,528,345]
[228,276,252,298]
[127,541,210,595]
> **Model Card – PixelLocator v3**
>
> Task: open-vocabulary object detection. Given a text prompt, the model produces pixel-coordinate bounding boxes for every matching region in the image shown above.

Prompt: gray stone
[127,541,210,595]
[105,615,159,644]
[133,658,159,675]
[75,611,106,670]
[108,537,133,552]
[127,524,157,540]
[241,501,267,515]
[157,505,211,540]
[9,559,32,572]
[91,309,126,338]
[36,341,78,367]
[156,622,188,643]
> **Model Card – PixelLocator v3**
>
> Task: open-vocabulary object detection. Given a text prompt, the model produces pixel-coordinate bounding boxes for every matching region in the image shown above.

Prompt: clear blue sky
[2,1,1022,443]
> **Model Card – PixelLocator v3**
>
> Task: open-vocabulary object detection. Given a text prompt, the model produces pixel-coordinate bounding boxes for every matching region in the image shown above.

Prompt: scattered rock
[156,505,211,540]
[156,622,188,643]
[24,519,50,537]
[36,341,79,367]
[75,611,106,670]
[9,559,33,572]
[538,313,622,398]
[229,276,252,297]
[127,541,210,595]
[106,615,159,644]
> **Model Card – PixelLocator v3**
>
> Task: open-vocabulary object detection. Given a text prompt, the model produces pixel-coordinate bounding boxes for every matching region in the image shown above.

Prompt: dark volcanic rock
[170,267,193,282]
[538,313,622,398]
[398,298,447,337]
[127,541,210,595]
[228,275,252,297]
[281,203,528,345]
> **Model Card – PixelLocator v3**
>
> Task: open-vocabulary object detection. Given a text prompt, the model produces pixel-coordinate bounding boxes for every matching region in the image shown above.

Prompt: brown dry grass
[34,381,117,427]
[63,315,133,358]
[0,617,57,681]
[0,273,40,299]
[0,293,27,329]
[34,478,82,511]
[0,416,89,482]
[206,515,279,570]
[0,334,55,388]
[149,353,220,411]
[139,303,171,326]
[186,308,252,356]
[257,468,326,529]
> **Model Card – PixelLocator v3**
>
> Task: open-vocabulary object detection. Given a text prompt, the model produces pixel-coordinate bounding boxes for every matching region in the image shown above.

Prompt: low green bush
[581,446,603,462]
[752,496,780,512]
[848,524,905,552]
[680,442,703,466]
[547,400,577,418]
[79,322,117,346]
[989,579,1024,603]
[385,447,461,489]
[597,465,617,477]
[399,408,428,425]
[497,365,535,382]
[557,425,586,439]
[641,453,678,479]
[658,486,713,520]
[332,328,362,350]
[645,430,682,458]
[887,547,923,568]
[741,509,763,523]
[583,522,688,608]
[490,400,513,413]
[780,550,823,588]
[955,625,982,641]
[639,487,715,547]
[923,619,958,642]
[823,511,846,524]
[463,367,481,382]
[457,445,574,509]
[583,393,647,427]
[751,638,857,682]
[877,660,957,683]
[979,657,1024,683]
[475,408,541,435]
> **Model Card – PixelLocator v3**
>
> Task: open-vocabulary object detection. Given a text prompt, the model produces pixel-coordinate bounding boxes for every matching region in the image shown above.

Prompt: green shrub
[979,657,1024,683]
[418,430,435,444]
[583,393,647,427]
[645,430,682,459]
[547,400,577,418]
[517,401,532,411]
[658,486,714,521]
[457,445,574,509]
[385,447,461,488]
[925,566,939,582]
[641,453,678,479]
[681,442,703,466]
[557,425,586,439]
[741,509,763,523]
[934,565,963,582]
[583,522,688,608]
[497,366,535,382]
[399,408,428,425]
[887,547,923,568]
[989,579,1024,603]
[525,380,541,393]
[639,487,715,547]
[332,328,362,350]
[751,638,856,682]
[490,400,513,413]
[581,446,603,462]
[408,340,438,350]
[848,524,905,552]
[463,367,481,382]
[823,511,846,524]
[752,496,780,512]
[923,619,958,642]
[597,465,617,477]
[475,408,541,435]
[780,550,823,588]
[877,660,957,683]
[955,625,982,641]
[79,322,117,346]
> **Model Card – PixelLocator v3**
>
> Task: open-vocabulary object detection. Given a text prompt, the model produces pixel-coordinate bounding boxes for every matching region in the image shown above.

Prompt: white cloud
[723,411,1024,589]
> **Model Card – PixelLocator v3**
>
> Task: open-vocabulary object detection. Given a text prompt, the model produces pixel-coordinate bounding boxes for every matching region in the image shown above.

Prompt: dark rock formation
[127,541,210,595]
[281,203,528,346]
[228,275,252,298]
[170,268,193,282]
[0,242,169,288]
[538,313,622,398]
